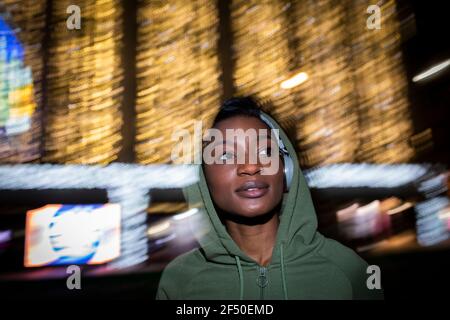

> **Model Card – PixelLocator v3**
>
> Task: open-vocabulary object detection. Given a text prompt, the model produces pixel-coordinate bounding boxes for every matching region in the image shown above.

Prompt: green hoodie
[156,113,383,300]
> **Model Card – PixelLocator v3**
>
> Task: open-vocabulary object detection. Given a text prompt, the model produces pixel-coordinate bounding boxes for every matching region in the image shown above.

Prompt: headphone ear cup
[260,111,294,191]
[283,154,294,191]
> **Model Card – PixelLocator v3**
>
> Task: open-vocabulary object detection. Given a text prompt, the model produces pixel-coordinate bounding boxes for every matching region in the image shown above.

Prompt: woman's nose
[237,162,261,176]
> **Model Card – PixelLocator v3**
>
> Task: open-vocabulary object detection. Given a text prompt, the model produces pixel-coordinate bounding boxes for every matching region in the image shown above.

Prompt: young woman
[156,96,383,300]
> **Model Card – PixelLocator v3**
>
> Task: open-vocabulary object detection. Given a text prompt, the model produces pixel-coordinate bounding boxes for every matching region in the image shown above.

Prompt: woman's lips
[235,181,269,199]
[236,187,269,198]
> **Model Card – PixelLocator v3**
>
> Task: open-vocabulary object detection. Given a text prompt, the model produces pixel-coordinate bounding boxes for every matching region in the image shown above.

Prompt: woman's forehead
[212,115,270,131]
[202,115,278,149]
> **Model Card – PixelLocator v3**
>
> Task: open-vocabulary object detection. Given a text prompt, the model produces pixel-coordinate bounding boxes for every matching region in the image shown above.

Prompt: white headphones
[259,112,294,191]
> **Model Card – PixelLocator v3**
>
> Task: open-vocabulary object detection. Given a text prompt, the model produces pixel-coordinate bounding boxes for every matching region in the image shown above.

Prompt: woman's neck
[225,213,279,266]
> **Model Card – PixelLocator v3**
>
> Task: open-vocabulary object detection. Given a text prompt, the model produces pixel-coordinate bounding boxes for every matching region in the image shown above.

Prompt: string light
[292,0,360,167]
[231,0,359,167]
[135,0,221,164]
[231,0,415,167]
[231,0,299,126]
[0,0,416,167]
[349,0,414,163]
[44,0,123,164]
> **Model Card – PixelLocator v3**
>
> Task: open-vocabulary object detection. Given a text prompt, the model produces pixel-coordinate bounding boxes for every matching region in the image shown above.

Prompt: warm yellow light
[135,0,221,164]
[44,0,123,164]
[280,72,308,89]
[172,208,199,221]
[387,202,413,215]
[147,220,171,236]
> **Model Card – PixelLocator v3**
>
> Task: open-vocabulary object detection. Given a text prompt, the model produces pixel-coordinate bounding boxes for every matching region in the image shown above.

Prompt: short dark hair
[212,96,264,127]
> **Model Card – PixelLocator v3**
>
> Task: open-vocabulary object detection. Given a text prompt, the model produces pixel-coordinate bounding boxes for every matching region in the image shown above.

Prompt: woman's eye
[259,148,272,157]
[219,152,234,161]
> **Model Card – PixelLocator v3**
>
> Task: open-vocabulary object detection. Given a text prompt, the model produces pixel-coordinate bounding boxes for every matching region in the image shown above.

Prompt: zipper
[256,266,268,300]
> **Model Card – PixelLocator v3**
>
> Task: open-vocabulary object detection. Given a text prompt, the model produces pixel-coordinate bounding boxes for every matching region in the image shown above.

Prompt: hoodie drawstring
[235,256,244,300]
[280,243,288,300]
[235,246,289,300]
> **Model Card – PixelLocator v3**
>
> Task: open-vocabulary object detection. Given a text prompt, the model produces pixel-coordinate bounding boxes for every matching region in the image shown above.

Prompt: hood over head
[183,112,321,267]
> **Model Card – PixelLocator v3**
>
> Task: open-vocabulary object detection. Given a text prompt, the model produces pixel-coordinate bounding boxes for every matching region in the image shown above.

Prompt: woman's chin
[236,207,274,219]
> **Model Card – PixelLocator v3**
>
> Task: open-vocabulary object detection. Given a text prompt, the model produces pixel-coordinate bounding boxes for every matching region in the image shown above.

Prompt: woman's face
[203,115,285,218]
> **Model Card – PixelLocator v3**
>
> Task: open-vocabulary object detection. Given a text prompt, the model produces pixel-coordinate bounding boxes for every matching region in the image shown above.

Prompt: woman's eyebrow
[203,132,274,148]
[203,139,235,148]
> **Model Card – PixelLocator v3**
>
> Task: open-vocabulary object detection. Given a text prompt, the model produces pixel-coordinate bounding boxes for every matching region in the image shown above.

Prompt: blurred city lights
[135,1,221,164]
[148,220,171,236]
[172,208,199,221]
[280,72,308,89]
[413,58,450,82]
[44,0,124,164]
[0,1,45,163]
